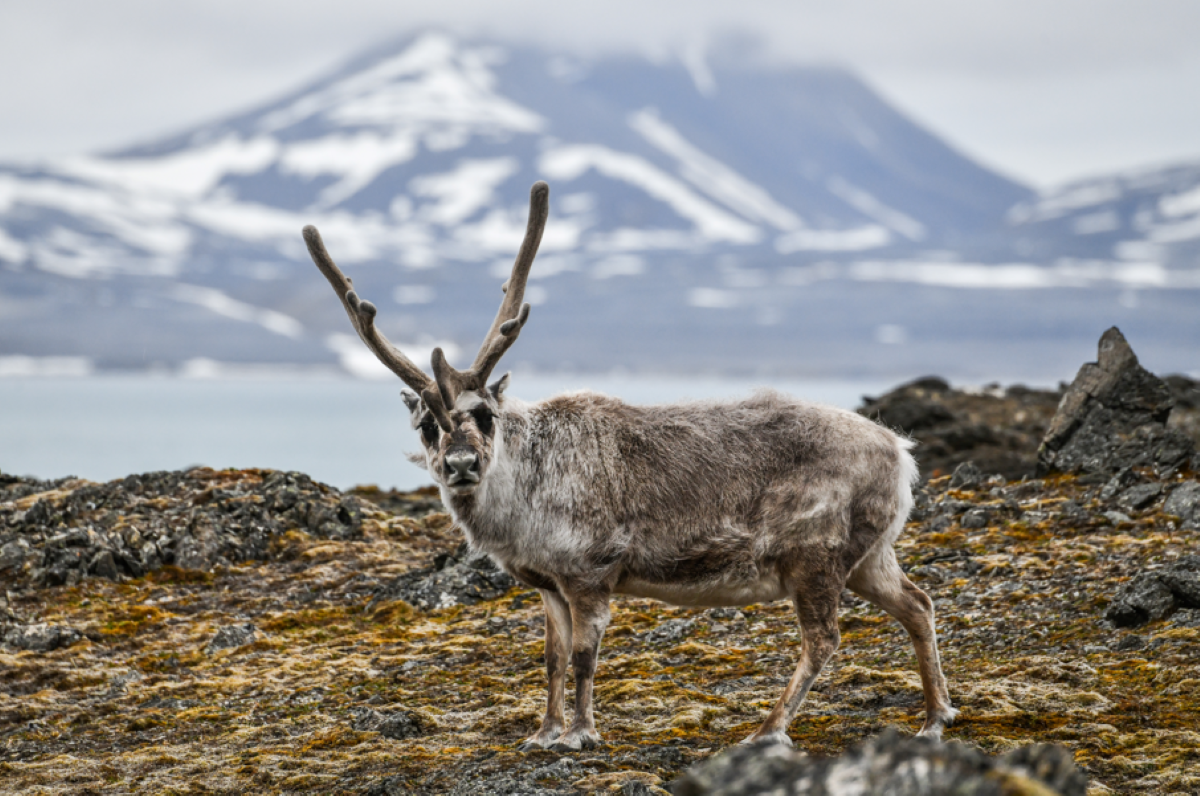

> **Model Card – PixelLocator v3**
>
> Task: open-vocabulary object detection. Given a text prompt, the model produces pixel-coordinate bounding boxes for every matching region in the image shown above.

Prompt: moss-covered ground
[2,468,1198,794]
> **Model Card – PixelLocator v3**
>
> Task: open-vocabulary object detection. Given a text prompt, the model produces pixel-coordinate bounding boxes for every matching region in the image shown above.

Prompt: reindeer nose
[445,449,480,483]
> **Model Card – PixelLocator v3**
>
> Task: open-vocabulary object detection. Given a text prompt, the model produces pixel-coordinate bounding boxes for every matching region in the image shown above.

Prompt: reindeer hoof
[550,730,601,751]
[517,728,563,751]
[739,730,793,747]
[917,706,959,740]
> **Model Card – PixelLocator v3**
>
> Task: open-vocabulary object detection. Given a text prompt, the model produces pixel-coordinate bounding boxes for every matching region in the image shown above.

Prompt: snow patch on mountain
[775,225,891,253]
[258,33,544,136]
[63,137,279,199]
[283,132,419,208]
[628,108,802,231]
[539,144,760,244]
[826,177,926,241]
[412,157,520,225]
[169,285,304,339]
[844,259,1200,290]
[326,332,461,380]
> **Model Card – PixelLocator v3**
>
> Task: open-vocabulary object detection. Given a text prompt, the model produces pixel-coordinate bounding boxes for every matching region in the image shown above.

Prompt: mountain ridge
[0,31,1196,380]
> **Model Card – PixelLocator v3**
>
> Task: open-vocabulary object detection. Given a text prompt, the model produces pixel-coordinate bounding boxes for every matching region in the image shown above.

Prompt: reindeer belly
[615,554,788,607]
[617,576,788,607]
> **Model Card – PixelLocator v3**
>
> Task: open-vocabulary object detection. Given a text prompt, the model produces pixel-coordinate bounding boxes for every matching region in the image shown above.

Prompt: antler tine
[465,181,549,387]
[302,225,433,394]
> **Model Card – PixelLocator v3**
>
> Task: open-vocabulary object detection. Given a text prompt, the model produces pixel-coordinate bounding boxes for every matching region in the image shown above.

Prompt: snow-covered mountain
[1007,163,1200,273]
[0,32,1196,380]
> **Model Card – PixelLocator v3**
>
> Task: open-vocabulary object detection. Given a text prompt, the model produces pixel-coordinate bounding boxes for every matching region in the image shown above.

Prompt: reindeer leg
[551,587,611,751]
[848,546,957,738]
[743,581,842,747]
[518,588,573,750]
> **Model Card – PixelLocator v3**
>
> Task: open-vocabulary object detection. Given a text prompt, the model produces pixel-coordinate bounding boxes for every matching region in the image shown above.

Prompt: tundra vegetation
[1,349,1198,794]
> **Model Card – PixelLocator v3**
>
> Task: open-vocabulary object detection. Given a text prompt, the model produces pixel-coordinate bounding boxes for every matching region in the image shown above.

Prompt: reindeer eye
[471,406,494,436]
[419,417,440,445]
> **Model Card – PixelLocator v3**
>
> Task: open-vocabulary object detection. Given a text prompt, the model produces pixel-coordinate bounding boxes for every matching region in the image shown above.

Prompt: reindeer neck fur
[440,391,627,579]
[438,394,540,563]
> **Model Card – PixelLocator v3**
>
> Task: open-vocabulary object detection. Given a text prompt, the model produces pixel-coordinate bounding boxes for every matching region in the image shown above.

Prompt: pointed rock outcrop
[1037,327,1195,478]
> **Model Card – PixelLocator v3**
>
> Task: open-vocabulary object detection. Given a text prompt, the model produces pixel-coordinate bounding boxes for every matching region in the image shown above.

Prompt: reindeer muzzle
[444,449,481,485]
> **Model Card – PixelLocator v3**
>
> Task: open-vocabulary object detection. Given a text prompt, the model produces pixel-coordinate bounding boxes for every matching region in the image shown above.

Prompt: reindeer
[302,181,956,750]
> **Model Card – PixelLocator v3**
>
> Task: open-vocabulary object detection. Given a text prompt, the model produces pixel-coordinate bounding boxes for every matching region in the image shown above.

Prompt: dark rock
[23,499,55,528]
[1116,635,1146,651]
[350,706,426,740]
[205,623,262,654]
[710,676,783,696]
[948,461,983,490]
[371,542,516,611]
[670,727,1086,796]
[104,671,144,698]
[48,527,95,547]
[139,697,200,711]
[425,755,586,796]
[1159,558,1200,607]
[1106,556,1200,627]
[0,538,34,573]
[3,622,83,652]
[113,547,145,578]
[1099,467,1140,501]
[87,549,120,580]
[1,467,377,587]
[620,783,658,796]
[1166,374,1200,410]
[1116,482,1163,513]
[1168,608,1200,628]
[860,376,955,432]
[872,397,957,432]
[644,618,696,644]
[1038,327,1194,478]
[858,377,1061,481]
[1164,481,1200,529]
[1055,500,1089,524]
[349,485,444,517]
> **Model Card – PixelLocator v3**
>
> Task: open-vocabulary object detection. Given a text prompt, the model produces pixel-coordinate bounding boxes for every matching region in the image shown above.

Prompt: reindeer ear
[401,389,421,413]
[488,372,511,401]
[405,450,428,469]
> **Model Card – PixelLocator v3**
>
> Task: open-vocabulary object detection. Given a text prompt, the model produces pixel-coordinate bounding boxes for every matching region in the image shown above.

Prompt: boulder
[3,622,83,652]
[1038,327,1194,478]
[858,377,1061,480]
[350,706,426,740]
[671,728,1086,796]
[204,623,263,654]
[1106,556,1200,627]
[948,461,984,490]
[0,467,372,588]
[370,542,516,611]
[1164,481,1200,529]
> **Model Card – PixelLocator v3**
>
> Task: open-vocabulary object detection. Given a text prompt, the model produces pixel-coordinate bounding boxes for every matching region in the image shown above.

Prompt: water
[0,373,896,490]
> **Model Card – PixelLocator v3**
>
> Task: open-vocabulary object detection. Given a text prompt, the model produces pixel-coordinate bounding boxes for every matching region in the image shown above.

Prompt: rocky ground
[2,329,1199,795]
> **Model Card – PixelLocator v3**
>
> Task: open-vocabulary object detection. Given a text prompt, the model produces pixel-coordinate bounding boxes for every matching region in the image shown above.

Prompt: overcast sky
[2,0,1198,188]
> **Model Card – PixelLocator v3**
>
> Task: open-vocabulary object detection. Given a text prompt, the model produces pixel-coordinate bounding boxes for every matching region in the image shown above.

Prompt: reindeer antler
[431,181,548,403]
[302,225,433,395]
[303,181,548,425]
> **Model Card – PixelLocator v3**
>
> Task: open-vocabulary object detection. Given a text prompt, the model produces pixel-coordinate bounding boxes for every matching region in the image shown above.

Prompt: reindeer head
[303,182,548,494]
